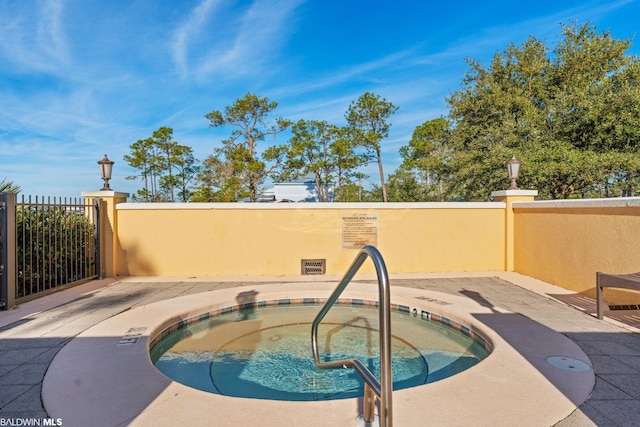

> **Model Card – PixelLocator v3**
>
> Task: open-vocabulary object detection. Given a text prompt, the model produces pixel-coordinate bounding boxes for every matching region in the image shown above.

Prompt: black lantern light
[507,155,521,190]
[98,154,115,191]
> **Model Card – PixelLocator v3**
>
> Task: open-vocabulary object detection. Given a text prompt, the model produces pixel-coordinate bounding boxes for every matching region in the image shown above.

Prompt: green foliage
[16,206,95,298]
[346,92,398,202]
[279,120,365,202]
[445,22,640,200]
[334,182,363,202]
[114,23,640,203]
[397,117,453,201]
[125,127,197,202]
[153,127,179,202]
[281,119,335,202]
[124,137,158,201]
[172,145,199,202]
[191,148,248,202]
[383,169,432,202]
[0,179,20,193]
[203,93,291,202]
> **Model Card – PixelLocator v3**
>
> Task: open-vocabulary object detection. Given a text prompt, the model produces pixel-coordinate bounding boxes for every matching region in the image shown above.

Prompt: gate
[0,193,100,309]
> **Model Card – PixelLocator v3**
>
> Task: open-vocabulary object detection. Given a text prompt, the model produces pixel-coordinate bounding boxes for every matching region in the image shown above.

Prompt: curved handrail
[311,245,392,427]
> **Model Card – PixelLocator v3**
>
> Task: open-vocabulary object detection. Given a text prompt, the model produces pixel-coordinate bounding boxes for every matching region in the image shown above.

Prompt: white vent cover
[301,259,326,275]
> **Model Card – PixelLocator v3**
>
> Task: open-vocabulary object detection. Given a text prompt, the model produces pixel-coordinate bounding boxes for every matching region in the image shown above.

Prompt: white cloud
[172,0,225,77]
[193,0,305,80]
[0,0,70,73]
[269,49,417,100]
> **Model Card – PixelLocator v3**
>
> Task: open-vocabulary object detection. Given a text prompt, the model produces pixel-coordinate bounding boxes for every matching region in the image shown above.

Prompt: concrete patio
[1,272,640,426]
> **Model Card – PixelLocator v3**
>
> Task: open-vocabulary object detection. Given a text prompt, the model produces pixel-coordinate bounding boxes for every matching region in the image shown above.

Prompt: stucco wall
[114,203,506,277]
[514,198,640,301]
[102,195,640,304]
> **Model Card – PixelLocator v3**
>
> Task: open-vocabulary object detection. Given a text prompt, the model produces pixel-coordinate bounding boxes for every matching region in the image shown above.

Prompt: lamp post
[98,154,115,191]
[507,155,521,190]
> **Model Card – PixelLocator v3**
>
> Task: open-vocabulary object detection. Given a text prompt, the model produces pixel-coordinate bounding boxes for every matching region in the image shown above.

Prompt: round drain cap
[356,414,380,427]
[546,356,590,372]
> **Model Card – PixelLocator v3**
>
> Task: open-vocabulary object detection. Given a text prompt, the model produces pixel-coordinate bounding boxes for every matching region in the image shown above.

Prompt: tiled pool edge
[148,297,494,354]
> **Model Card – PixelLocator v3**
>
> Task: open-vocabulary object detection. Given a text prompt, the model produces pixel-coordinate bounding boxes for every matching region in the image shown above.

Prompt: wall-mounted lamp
[507,155,521,190]
[98,154,115,191]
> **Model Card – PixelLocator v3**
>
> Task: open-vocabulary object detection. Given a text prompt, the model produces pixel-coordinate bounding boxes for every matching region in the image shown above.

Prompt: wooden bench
[596,272,640,319]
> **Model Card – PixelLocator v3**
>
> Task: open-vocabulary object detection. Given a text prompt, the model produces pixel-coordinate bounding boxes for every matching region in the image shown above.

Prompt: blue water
[151,304,488,401]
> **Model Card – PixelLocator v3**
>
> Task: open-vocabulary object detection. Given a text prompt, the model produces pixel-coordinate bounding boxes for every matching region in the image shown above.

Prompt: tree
[125,127,195,202]
[382,169,429,202]
[445,22,640,200]
[398,117,452,201]
[173,145,199,202]
[124,138,161,201]
[277,121,368,202]
[205,93,291,202]
[191,147,247,202]
[346,92,398,202]
[331,127,368,201]
[152,127,179,202]
[280,120,366,202]
[335,172,369,202]
[281,120,336,201]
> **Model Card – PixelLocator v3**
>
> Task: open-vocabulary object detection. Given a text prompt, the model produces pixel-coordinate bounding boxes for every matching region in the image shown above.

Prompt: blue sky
[1,0,638,197]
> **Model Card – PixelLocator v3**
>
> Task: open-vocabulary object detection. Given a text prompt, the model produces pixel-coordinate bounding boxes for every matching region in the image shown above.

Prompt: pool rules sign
[341,213,378,249]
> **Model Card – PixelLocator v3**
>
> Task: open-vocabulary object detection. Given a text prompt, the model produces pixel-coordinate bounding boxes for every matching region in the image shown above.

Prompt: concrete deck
[1,272,640,426]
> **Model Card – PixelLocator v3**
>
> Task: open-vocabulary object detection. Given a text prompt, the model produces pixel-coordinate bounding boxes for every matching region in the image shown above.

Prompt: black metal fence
[0,193,100,309]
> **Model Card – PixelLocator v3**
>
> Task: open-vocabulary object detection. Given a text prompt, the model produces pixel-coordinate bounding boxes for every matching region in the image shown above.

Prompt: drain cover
[356,414,380,427]
[546,356,590,372]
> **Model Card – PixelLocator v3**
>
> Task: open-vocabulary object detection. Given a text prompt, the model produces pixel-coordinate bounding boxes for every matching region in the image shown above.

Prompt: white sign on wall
[341,213,378,249]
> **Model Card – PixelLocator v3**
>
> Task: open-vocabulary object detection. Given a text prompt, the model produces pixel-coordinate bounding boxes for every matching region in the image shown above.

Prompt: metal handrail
[311,245,392,427]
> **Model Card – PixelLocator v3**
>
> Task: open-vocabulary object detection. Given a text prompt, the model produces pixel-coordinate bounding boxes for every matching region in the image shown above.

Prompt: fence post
[94,199,101,279]
[0,192,16,310]
[81,191,128,278]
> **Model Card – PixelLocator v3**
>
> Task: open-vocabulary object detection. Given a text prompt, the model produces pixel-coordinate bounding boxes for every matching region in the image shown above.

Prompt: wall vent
[301,259,326,275]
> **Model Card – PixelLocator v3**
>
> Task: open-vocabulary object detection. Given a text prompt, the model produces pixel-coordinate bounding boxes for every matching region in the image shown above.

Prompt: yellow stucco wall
[96,195,640,303]
[514,199,640,302]
[114,203,506,277]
